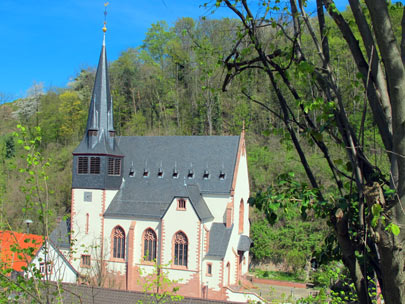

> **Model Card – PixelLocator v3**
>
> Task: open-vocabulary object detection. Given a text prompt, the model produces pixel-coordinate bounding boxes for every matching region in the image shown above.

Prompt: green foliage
[137,261,183,304]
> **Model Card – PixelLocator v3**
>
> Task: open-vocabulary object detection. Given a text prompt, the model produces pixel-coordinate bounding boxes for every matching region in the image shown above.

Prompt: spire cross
[103,2,109,33]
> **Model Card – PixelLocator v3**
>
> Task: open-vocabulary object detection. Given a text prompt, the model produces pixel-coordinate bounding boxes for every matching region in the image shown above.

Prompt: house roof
[49,218,71,250]
[54,283,242,304]
[104,136,239,220]
[0,231,43,272]
[206,223,233,258]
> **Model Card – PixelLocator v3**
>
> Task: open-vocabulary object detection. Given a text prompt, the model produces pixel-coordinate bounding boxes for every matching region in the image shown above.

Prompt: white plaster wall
[203,194,230,223]
[30,242,77,283]
[162,198,200,282]
[71,188,117,271]
[201,259,222,291]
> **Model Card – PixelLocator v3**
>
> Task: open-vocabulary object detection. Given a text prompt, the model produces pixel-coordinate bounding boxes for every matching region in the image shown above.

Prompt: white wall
[30,242,77,283]
[161,197,200,282]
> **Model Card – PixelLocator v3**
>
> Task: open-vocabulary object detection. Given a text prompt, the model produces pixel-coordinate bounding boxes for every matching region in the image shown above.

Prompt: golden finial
[103,2,109,33]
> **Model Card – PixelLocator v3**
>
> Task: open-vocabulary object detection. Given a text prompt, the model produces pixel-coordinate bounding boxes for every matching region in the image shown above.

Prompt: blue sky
[0,1,361,100]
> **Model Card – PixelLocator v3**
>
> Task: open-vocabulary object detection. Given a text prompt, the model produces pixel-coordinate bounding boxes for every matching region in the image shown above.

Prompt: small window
[40,262,52,275]
[129,169,135,177]
[187,169,194,179]
[109,131,115,137]
[158,168,163,178]
[207,263,212,276]
[78,157,89,174]
[203,170,209,180]
[88,130,98,136]
[177,199,186,210]
[90,157,100,174]
[219,171,226,180]
[81,254,91,268]
[143,169,149,177]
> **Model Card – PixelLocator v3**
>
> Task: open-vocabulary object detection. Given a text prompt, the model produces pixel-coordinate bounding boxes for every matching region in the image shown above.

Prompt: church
[67,26,252,302]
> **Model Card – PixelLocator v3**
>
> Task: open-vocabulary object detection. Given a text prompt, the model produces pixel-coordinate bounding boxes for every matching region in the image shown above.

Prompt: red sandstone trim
[160,219,165,264]
[69,189,75,263]
[232,248,239,284]
[230,130,245,196]
[127,221,136,290]
[203,225,209,254]
[197,221,201,298]
[100,190,106,260]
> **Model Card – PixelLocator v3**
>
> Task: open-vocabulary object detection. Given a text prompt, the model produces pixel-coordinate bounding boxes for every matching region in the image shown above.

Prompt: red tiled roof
[0,231,43,272]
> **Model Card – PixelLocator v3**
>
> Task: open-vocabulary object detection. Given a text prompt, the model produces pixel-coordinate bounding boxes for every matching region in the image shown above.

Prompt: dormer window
[219,171,226,180]
[109,131,115,137]
[88,130,98,136]
[129,168,135,177]
[187,169,194,179]
[158,168,163,178]
[172,169,179,179]
[203,170,210,180]
[143,169,149,177]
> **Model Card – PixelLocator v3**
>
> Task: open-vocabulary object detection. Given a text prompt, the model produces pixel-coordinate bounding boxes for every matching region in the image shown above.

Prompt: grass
[254,269,306,283]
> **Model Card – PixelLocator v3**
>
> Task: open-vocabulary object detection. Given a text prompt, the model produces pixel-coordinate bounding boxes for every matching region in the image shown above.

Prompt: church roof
[206,223,233,258]
[104,135,239,220]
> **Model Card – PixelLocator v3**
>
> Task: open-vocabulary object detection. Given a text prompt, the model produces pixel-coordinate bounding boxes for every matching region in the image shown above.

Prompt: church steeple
[72,22,123,191]
[75,25,120,155]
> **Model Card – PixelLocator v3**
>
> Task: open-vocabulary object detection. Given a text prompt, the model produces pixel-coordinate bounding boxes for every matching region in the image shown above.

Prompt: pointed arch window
[173,231,188,267]
[112,226,125,259]
[239,199,244,234]
[143,228,157,262]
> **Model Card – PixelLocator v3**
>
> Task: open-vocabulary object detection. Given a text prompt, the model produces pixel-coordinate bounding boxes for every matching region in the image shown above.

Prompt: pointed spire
[75,5,121,155]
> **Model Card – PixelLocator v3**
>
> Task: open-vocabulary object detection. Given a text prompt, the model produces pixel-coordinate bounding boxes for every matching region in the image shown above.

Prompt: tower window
[90,157,101,174]
[109,131,115,137]
[88,130,98,136]
[78,157,89,174]
[108,158,121,176]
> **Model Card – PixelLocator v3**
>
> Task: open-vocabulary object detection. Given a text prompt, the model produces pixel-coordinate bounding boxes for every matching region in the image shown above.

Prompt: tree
[212,0,405,303]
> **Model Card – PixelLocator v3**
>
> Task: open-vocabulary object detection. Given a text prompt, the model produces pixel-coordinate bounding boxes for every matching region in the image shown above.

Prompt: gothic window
[90,157,101,174]
[108,158,121,176]
[143,228,157,262]
[112,226,125,259]
[173,231,188,267]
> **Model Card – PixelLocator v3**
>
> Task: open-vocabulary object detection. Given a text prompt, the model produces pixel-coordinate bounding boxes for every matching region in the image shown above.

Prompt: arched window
[112,226,125,259]
[239,199,244,234]
[143,228,157,262]
[173,231,188,267]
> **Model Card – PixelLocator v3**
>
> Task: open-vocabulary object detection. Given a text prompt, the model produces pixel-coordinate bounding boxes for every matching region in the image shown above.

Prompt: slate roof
[206,223,233,258]
[55,283,242,304]
[237,235,252,252]
[104,136,240,220]
[49,218,71,250]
